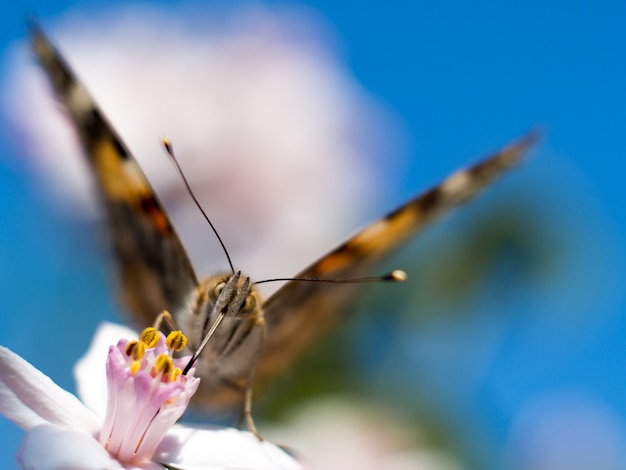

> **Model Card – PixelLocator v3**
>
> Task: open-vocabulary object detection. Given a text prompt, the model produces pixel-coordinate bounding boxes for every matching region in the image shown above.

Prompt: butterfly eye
[211,281,226,300]
[241,294,256,313]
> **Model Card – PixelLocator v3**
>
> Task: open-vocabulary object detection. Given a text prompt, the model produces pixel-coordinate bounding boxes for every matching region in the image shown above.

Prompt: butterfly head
[207,271,260,320]
[180,272,263,350]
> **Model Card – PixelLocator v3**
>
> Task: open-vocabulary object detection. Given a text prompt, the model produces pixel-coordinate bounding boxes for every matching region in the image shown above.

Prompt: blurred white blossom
[264,398,463,470]
[3,4,402,291]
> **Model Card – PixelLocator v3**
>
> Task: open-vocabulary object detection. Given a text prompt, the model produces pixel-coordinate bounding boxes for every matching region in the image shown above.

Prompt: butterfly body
[30,22,536,418]
[176,272,266,413]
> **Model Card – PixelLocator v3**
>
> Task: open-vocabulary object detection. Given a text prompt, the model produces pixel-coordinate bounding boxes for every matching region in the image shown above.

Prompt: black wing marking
[30,23,199,327]
[258,132,537,381]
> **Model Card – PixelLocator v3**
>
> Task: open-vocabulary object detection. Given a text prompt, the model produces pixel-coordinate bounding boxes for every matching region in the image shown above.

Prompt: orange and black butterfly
[31,22,536,433]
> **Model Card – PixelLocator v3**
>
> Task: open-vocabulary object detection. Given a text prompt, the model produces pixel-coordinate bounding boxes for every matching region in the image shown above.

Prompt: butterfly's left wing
[257,133,537,382]
[30,24,199,327]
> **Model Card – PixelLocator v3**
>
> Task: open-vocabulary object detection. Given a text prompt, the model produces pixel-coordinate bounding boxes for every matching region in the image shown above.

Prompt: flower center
[98,326,199,465]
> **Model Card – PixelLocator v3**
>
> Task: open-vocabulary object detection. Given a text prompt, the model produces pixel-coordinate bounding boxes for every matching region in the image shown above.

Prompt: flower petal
[155,425,301,469]
[0,347,100,434]
[74,322,138,417]
[17,423,123,470]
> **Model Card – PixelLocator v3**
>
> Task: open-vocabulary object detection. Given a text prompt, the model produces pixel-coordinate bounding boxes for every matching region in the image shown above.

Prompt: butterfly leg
[153,310,181,334]
[243,317,267,441]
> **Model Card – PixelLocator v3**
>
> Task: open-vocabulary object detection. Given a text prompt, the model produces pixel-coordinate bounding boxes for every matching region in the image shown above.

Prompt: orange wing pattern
[31,24,199,328]
[31,21,536,413]
[258,133,536,380]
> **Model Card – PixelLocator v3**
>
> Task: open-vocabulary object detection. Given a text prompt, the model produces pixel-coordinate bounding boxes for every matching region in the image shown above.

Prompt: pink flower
[0,323,300,469]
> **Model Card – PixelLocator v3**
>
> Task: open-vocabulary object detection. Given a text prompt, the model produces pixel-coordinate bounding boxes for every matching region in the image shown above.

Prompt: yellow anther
[154,354,174,378]
[140,327,159,348]
[170,367,182,382]
[166,331,187,352]
[130,360,141,376]
[125,340,146,360]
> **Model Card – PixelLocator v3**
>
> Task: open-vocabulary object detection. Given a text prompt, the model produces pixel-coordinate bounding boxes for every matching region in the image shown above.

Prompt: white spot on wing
[441,170,476,202]
[67,82,93,116]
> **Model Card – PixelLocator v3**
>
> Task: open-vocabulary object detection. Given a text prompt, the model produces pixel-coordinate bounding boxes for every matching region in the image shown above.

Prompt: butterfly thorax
[175,271,266,410]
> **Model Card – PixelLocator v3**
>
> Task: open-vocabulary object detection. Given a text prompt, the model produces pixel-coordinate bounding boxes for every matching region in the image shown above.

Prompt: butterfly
[30,22,537,434]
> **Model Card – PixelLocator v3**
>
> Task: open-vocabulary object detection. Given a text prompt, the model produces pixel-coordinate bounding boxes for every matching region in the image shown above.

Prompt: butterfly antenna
[253,269,407,286]
[162,137,235,274]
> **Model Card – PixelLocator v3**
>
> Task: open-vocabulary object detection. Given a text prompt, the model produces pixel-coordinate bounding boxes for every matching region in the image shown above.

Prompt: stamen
[166,331,187,352]
[125,340,146,360]
[170,367,183,382]
[154,354,175,378]
[130,361,141,377]
[100,328,200,465]
[130,361,141,376]
[139,328,159,348]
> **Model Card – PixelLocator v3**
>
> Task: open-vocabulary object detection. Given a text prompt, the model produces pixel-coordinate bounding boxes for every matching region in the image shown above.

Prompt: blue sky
[1,1,625,469]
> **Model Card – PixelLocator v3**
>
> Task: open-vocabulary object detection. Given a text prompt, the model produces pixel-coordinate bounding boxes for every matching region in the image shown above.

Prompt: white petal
[0,347,100,434]
[17,424,165,470]
[17,423,123,470]
[155,425,301,469]
[74,322,138,417]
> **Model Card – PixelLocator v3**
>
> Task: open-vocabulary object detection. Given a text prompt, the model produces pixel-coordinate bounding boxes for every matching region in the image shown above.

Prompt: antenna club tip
[161,136,173,153]
[389,270,407,282]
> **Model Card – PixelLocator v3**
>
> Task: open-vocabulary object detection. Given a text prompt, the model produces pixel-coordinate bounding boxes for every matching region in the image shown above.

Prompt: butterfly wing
[31,24,199,327]
[30,22,535,413]
[258,133,537,381]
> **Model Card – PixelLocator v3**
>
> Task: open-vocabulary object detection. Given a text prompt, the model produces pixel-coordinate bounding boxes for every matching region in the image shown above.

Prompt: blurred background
[0,2,625,469]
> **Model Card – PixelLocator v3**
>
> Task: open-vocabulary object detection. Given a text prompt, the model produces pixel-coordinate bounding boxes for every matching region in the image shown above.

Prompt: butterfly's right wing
[31,24,199,327]
[258,133,537,382]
